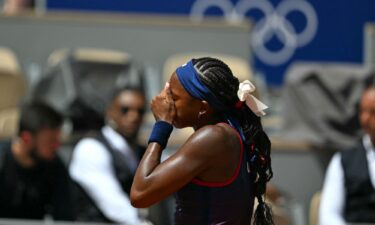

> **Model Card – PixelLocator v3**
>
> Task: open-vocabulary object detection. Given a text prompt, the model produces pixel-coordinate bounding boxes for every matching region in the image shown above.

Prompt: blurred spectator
[0,101,74,220]
[69,86,146,224]
[265,184,291,225]
[319,86,375,225]
[2,0,34,14]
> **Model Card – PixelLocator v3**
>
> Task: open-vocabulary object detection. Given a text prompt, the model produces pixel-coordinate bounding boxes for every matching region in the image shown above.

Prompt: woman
[131,57,274,225]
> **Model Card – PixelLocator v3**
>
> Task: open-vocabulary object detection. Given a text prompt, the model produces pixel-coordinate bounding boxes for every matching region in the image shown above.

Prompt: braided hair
[192,57,274,225]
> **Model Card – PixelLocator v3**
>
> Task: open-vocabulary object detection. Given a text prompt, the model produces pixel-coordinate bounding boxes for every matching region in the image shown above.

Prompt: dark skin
[106,90,146,146]
[131,73,241,208]
[359,88,375,145]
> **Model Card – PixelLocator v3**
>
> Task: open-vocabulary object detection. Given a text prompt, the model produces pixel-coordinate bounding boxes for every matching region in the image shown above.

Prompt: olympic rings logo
[190,0,318,66]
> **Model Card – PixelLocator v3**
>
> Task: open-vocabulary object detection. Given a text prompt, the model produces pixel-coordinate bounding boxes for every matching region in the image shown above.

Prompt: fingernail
[165,82,170,89]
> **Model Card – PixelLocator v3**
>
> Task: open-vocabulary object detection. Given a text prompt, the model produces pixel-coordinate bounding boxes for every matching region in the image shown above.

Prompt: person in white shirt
[319,86,375,225]
[69,86,146,225]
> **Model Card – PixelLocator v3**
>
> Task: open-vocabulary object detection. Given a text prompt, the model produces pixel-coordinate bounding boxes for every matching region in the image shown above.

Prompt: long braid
[192,57,274,225]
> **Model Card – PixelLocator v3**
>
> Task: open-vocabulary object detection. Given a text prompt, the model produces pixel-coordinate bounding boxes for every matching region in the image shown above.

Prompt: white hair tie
[237,80,268,117]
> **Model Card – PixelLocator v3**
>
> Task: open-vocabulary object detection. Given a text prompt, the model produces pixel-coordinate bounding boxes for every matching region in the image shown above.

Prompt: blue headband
[175,60,246,140]
[175,60,226,110]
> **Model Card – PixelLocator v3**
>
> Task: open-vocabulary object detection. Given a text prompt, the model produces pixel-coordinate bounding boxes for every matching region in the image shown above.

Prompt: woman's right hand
[151,82,176,124]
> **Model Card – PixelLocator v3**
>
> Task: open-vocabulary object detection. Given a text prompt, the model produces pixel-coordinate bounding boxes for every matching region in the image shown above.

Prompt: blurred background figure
[0,101,74,221]
[319,86,375,225]
[2,0,34,14]
[69,86,147,224]
[265,184,292,225]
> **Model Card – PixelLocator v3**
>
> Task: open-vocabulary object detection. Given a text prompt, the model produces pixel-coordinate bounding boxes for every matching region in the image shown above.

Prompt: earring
[198,111,204,119]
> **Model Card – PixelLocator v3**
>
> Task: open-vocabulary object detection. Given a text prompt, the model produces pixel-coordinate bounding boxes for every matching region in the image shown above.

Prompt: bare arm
[130,125,226,208]
[131,81,233,207]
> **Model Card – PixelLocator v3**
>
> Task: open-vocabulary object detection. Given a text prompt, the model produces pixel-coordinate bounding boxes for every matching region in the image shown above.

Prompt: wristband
[148,120,173,148]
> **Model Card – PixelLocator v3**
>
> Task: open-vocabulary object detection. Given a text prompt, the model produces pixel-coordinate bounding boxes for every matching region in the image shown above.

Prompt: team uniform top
[174,123,255,225]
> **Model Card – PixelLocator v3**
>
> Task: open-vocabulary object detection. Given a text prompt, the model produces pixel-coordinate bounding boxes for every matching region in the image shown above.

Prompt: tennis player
[131,57,274,225]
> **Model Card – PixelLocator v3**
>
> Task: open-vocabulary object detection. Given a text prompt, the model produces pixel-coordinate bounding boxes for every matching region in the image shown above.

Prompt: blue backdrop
[47,0,375,86]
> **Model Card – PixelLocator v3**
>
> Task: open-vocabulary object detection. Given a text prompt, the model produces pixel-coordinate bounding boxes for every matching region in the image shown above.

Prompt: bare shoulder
[182,123,239,156]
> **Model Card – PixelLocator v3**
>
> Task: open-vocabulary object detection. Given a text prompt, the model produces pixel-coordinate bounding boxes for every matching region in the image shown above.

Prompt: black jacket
[0,140,75,220]
[73,132,145,223]
[341,141,375,223]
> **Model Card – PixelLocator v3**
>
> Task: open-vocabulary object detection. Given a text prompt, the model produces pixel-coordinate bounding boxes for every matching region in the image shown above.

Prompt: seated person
[0,101,74,220]
[69,86,146,224]
[319,86,375,225]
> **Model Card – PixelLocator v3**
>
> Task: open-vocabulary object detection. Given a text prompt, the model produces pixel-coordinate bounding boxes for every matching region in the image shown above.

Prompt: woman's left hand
[151,82,176,124]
